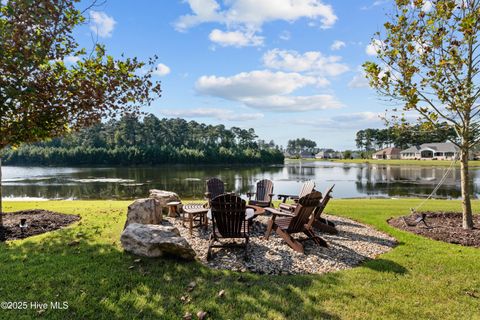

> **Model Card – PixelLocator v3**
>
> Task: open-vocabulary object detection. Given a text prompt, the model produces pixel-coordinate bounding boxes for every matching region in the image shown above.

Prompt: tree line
[355,124,457,151]
[286,138,317,156]
[2,115,284,166]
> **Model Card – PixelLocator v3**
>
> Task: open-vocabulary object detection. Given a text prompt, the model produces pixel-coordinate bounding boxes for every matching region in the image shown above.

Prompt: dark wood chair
[277,180,315,212]
[207,194,249,260]
[265,190,327,253]
[312,185,337,234]
[247,179,274,208]
[205,178,225,207]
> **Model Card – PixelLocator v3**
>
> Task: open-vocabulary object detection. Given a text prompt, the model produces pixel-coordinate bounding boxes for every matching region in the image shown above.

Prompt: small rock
[128,265,135,270]
[196,310,207,320]
[187,281,196,292]
[134,258,142,263]
[180,295,191,304]
[218,289,225,298]
[183,312,193,320]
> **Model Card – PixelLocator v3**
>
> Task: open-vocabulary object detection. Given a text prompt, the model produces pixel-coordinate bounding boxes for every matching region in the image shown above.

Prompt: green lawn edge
[0,199,479,320]
[286,158,480,167]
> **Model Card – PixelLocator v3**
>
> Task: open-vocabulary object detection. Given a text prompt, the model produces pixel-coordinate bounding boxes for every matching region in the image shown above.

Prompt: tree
[0,0,161,236]
[363,0,480,229]
[286,138,317,156]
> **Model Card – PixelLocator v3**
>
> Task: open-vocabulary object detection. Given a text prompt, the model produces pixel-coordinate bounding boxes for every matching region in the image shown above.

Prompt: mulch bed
[388,212,480,247]
[0,210,80,241]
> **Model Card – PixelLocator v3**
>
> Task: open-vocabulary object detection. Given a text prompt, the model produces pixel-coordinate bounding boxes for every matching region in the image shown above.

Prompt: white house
[400,143,459,160]
[316,149,337,159]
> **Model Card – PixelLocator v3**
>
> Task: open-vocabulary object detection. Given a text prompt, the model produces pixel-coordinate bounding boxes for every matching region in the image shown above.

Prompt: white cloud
[262,49,349,76]
[293,112,382,128]
[348,72,370,88]
[422,1,433,11]
[365,39,385,56]
[279,30,291,41]
[64,56,80,64]
[242,94,342,112]
[90,11,116,38]
[330,40,346,51]
[196,70,319,99]
[161,108,264,121]
[361,0,389,10]
[175,0,337,31]
[153,63,171,76]
[332,112,381,122]
[175,0,336,47]
[195,70,342,112]
[209,29,264,47]
[174,0,222,31]
[411,0,433,12]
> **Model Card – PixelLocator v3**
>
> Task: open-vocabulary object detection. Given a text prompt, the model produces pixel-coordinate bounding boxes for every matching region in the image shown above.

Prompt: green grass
[333,159,480,167]
[1,199,480,319]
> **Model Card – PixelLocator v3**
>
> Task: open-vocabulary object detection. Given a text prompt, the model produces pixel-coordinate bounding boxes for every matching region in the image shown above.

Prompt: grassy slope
[0,199,479,320]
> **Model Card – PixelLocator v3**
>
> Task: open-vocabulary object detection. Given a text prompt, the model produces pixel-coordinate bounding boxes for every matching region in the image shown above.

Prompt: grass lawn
[287,158,480,167]
[332,159,480,167]
[1,199,480,319]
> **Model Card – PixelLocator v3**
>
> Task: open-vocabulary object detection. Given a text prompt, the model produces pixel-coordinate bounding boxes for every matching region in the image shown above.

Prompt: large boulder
[124,198,162,229]
[120,223,196,260]
[149,189,181,216]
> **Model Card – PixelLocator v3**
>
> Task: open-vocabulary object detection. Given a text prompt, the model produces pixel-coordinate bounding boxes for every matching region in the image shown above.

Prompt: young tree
[0,0,161,236]
[363,0,479,229]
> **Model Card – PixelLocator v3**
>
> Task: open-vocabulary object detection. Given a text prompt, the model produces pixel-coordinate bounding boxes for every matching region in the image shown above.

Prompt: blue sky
[74,0,399,150]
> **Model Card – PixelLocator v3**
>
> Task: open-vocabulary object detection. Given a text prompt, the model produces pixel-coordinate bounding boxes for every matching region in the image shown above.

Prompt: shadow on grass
[0,227,343,319]
[362,258,408,274]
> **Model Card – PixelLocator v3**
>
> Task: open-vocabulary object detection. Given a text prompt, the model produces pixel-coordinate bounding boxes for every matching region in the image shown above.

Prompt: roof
[400,143,459,153]
[401,145,421,153]
[373,147,401,155]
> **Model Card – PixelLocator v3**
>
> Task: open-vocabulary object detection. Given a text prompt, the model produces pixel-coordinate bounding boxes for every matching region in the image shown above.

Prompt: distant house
[400,143,460,160]
[315,149,336,159]
[299,150,315,158]
[372,147,401,160]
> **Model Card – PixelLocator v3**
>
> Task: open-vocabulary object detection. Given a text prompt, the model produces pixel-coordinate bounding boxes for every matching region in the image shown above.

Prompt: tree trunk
[460,147,474,229]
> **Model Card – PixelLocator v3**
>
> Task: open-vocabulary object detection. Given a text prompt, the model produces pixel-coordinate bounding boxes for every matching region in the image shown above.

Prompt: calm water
[1,160,475,200]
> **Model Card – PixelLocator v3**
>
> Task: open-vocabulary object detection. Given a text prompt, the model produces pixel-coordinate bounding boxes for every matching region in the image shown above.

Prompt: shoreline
[286,158,480,167]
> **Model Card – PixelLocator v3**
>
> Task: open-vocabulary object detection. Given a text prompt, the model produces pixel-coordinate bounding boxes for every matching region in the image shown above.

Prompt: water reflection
[1,161,477,200]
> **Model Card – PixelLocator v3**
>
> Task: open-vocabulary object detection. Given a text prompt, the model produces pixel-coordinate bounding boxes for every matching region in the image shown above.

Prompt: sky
[73,0,402,150]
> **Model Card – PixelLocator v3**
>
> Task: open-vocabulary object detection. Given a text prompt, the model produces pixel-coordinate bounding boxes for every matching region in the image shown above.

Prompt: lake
[1,160,475,201]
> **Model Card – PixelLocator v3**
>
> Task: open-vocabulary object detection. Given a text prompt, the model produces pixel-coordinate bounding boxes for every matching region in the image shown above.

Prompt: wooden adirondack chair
[265,190,327,253]
[247,179,274,208]
[277,180,315,212]
[207,194,250,260]
[311,185,337,234]
[205,178,225,207]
